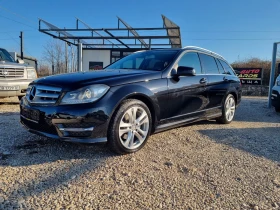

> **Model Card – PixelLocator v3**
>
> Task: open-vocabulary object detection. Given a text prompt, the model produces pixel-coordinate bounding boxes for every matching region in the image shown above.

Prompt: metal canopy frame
[38,15,182,49]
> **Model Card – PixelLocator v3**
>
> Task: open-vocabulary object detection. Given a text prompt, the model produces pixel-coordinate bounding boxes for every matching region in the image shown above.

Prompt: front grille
[21,117,57,135]
[272,90,279,95]
[26,85,62,105]
[62,122,94,128]
[57,123,94,138]
[0,68,24,78]
[67,131,92,137]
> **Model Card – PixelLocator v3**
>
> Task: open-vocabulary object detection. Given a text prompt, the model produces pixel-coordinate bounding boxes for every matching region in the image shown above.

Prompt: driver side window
[178,52,202,74]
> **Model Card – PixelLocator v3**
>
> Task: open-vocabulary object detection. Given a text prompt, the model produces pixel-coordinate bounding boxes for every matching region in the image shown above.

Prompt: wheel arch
[108,85,160,134]
[124,94,157,132]
[229,91,237,103]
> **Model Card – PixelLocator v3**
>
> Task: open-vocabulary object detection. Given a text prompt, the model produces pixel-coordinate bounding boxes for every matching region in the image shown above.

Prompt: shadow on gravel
[0,110,117,208]
[0,136,117,208]
[199,127,280,162]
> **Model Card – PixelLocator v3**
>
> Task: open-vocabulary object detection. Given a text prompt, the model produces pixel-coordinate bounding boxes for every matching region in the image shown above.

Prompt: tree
[37,59,51,77]
[42,39,76,75]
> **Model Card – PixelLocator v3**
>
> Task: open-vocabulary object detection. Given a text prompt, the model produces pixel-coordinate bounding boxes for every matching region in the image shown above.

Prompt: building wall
[82,50,111,71]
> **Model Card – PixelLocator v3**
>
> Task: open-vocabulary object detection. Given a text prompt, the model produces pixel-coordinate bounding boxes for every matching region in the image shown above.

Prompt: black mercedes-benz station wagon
[20,46,241,154]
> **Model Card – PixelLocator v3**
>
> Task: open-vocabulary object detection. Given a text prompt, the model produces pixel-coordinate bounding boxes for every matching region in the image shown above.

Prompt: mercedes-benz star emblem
[29,86,36,101]
[2,69,8,77]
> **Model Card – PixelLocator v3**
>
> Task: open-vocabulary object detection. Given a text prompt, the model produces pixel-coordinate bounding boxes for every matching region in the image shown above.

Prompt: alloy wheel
[225,97,236,122]
[119,106,149,150]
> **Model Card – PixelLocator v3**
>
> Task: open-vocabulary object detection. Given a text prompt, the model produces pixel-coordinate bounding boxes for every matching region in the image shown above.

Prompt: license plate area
[0,86,20,91]
[21,107,40,123]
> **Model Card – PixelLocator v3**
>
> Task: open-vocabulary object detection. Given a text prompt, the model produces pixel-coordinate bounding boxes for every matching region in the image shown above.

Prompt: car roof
[134,47,227,63]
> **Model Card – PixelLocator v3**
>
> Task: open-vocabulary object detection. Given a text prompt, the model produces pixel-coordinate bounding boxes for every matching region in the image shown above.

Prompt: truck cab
[271,64,280,112]
[0,47,37,100]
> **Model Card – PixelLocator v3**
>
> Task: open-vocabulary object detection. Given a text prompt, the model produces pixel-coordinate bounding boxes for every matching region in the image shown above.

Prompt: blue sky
[1,0,280,63]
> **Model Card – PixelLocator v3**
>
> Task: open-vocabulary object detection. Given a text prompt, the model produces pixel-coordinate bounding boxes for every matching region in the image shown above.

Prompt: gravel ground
[0,96,280,210]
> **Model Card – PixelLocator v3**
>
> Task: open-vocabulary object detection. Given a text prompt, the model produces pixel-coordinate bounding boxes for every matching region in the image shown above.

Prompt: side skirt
[154,107,222,134]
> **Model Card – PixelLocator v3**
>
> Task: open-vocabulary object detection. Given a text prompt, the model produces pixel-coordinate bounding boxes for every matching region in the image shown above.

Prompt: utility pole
[72,46,74,72]
[78,42,83,72]
[69,45,74,72]
[19,31,24,59]
[65,42,68,73]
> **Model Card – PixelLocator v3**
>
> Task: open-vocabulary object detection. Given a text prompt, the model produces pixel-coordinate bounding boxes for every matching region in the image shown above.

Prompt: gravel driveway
[0,97,279,210]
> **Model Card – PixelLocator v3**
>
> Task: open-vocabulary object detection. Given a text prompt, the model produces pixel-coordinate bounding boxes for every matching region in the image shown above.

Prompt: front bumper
[20,96,111,143]
[271,87,280,108]
[0,79,33,98]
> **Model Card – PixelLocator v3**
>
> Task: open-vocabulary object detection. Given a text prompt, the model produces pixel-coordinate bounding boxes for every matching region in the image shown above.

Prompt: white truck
[0,47,37,100]
[271,64,280,112]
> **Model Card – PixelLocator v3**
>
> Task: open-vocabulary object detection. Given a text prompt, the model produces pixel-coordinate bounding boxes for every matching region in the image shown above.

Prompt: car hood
[33,69,162,90]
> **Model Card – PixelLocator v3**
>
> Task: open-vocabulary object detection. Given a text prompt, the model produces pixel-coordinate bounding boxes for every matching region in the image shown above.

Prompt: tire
[108,99,152,154]
[275,107,280,113]
[216,94,236,124]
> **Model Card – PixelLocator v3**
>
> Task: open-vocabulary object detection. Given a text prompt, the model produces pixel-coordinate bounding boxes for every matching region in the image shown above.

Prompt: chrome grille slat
[36,92,60,98]
[36,85,62,92]
[27,85,62,105]
[0,68,25,78]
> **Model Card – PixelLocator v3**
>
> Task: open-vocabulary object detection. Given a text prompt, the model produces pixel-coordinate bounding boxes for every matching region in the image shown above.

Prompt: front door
[166,52,208,121]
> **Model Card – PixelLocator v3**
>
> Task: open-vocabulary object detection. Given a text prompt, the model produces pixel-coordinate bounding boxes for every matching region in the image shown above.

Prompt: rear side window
[215,59,226,74]
[178,52,202,73]
[219,59,236,75]
[199,53,219,74]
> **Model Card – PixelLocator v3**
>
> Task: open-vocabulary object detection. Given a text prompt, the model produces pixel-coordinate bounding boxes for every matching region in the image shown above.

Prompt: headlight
[25,85,32,98]
[277,80,280,86]
[27,68,37,79]
[60,84,110,105]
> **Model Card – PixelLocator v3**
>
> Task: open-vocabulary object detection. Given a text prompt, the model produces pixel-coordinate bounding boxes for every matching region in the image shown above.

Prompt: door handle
[200,78,207,84]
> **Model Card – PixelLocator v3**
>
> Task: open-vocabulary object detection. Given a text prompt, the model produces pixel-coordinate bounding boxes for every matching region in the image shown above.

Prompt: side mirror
[176,66,196,76]
[278,63,280,75]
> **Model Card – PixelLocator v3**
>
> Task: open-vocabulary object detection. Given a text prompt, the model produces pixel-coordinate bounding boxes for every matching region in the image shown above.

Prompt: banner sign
[233,68,263,85]
[89,62,103,70]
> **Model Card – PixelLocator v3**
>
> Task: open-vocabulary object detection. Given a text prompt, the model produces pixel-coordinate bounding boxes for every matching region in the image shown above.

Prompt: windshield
[0,48,16,63]
[105,50,179,71]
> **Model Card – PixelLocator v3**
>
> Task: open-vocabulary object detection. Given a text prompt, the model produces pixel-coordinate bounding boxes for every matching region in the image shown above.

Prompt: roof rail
[183,46,224,59]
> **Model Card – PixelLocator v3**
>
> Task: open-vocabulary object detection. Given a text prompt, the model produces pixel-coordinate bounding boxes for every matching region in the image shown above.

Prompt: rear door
[219,59,242,104]
[198,53,229,109]
[166,52,208,121]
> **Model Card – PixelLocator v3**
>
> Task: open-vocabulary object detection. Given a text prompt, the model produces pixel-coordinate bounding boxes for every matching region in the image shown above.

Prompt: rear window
[219,59,236,75]
[199,53,219,74]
